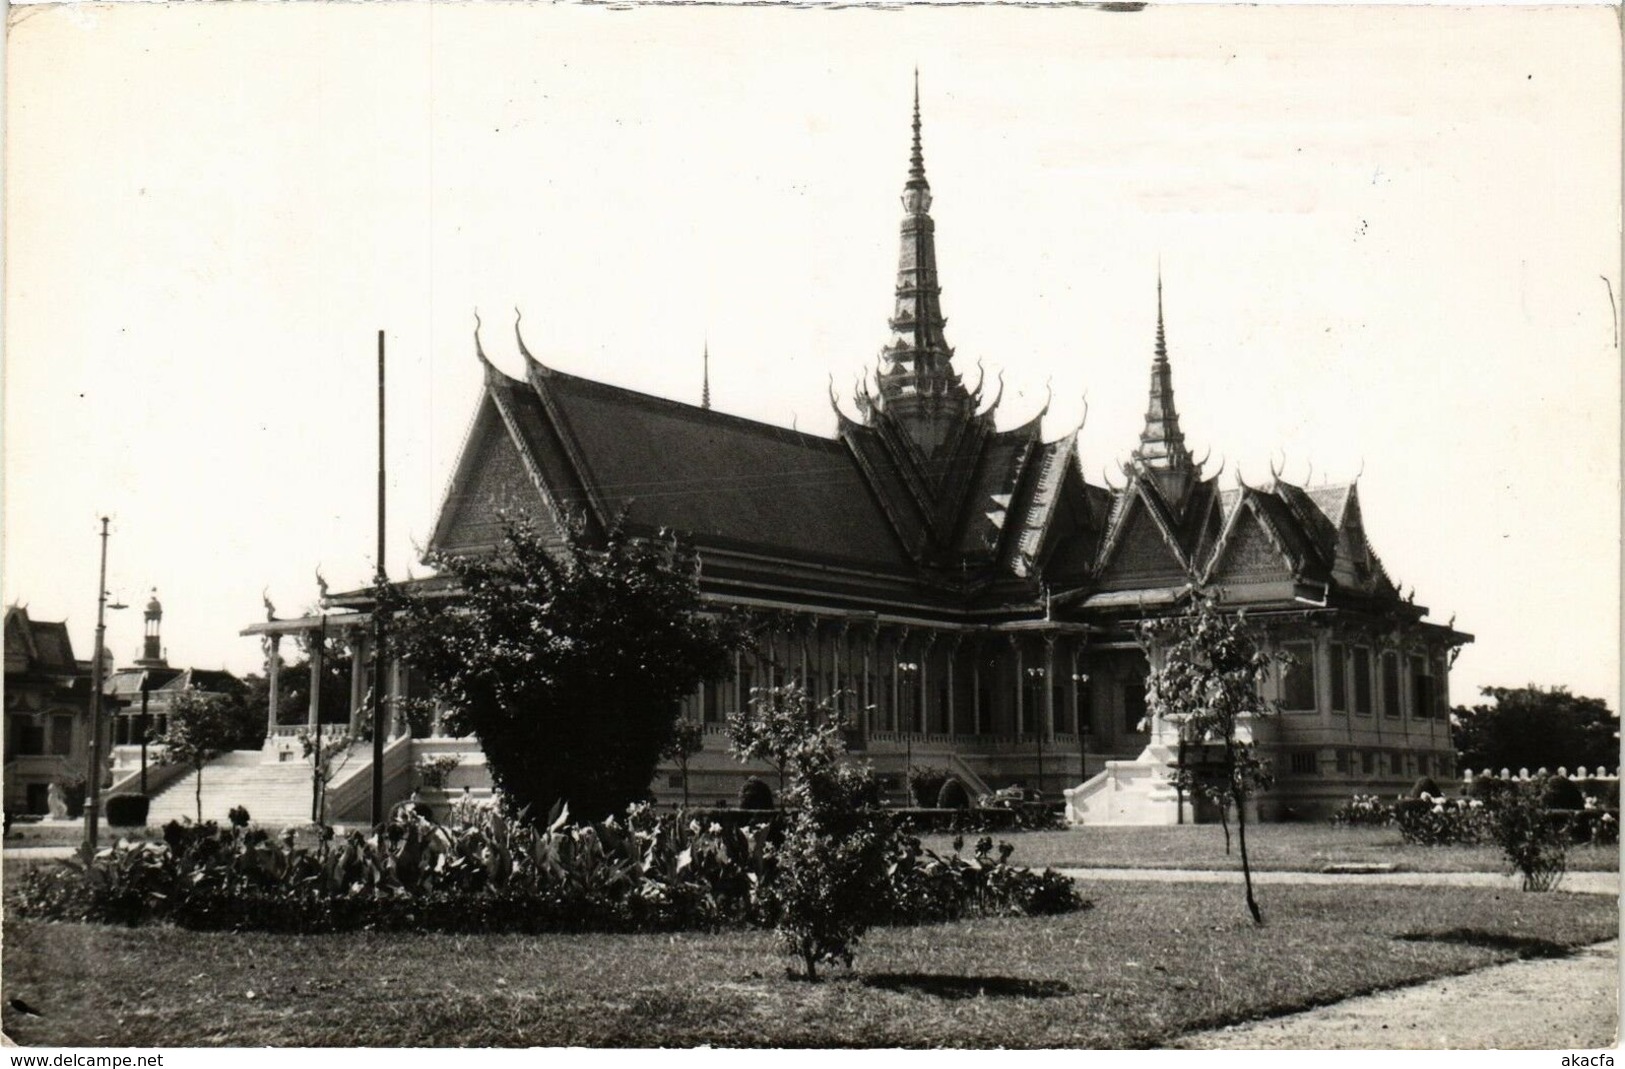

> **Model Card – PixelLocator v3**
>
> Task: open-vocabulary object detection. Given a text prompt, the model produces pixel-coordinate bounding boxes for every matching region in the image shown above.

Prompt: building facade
[229,87,1471,824]
[4,606,95,815]
[408,88,1470,820]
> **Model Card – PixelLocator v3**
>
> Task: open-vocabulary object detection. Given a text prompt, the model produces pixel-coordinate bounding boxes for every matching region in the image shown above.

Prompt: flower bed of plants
[10,803,1084,935]
[890,805,1063,833]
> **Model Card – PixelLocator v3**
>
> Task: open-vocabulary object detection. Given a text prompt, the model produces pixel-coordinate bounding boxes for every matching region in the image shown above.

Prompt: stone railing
[1461,766,1617,782]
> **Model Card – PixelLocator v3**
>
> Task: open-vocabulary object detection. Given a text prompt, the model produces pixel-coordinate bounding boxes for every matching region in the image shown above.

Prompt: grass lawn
[2,882,1614,1048]
[919,824,1622,874]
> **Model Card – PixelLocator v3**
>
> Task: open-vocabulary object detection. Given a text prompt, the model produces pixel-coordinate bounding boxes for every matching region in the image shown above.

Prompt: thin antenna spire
[1155,261,1167,362]
[909,67,925,183]
[701,338,711,410]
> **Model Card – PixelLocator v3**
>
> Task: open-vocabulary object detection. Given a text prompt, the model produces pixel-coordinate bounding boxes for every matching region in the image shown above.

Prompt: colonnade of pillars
[685,616,1096,746]
[261,628,413,739]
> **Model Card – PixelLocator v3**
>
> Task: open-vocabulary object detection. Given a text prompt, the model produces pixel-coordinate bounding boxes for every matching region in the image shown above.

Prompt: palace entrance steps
[114,733,427,827]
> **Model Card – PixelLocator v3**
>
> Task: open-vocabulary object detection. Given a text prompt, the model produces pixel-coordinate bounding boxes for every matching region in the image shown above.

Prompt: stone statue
[46,782,68,820]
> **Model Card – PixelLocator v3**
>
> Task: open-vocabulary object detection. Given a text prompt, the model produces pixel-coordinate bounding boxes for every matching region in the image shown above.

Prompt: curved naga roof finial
[977,369,1005,420]
[1212,453,1227,480]
[1303,459,1314,486]
[514,306,536,363]
[1101,464,1122,492]
[852,376,872,419]
[1194,444,1212,473]
[1268,449,1285,486]
[967,357,986,407]
[1028,376,1053,427]
[473,310,490,365]
[827,373,854,423]
[1072,390,1090,436]
[1355,455,1366,483]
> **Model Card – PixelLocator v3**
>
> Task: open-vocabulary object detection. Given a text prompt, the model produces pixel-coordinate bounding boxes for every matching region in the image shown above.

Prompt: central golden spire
[869,73,974,455]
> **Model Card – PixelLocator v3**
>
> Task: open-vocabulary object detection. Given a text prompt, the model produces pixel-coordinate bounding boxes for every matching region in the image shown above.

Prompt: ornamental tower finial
[137,587,167,668]
[1131,269,1198,505]
[701,339,711,410]
[869,74,974,454]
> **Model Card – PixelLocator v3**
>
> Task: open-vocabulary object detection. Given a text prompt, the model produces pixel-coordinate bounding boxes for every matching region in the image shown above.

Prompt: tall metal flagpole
[370,330,387,826]
[86,517,112,849]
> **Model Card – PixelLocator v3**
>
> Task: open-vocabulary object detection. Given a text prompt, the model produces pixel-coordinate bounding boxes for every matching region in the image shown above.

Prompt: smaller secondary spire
[1154,267,1168,362]
[701,339,711,410]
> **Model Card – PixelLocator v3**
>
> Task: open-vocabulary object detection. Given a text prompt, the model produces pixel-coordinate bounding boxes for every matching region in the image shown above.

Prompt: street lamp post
[138,674,151,795]
[1026,666,1046,798]
[1072,671,1090,785]
[85,517,125,850]
[896,661,918,801]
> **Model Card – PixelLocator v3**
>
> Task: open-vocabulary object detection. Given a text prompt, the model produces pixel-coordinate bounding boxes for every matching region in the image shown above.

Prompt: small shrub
[1330,794,1394,828]
[1486,776,1570,892]
[907,766,951,808]
[227,805,251,829]
[105,795,150,828]
[1407,777,1442,799]
[1394,796,1490,846]
[936,778,972,810]
[1467,775,1513,803]
[1549,808,1618,847]
[739,777,775,811]
[416,754,463,790]
[1542,776,1584,811]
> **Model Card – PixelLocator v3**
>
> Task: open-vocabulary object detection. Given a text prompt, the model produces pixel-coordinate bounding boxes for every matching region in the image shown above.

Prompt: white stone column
[307,632,324,730]
[390,657,408,737]
[265,635,282,735]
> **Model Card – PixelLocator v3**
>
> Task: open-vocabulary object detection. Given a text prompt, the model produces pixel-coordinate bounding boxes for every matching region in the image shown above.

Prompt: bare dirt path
[1176,939,1619,1050]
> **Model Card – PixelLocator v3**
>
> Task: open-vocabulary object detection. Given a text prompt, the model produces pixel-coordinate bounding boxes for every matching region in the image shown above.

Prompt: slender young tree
[726,682,818,794]
[1141,598,1280,925]
[662,717,705,809]
[158,687,244,823]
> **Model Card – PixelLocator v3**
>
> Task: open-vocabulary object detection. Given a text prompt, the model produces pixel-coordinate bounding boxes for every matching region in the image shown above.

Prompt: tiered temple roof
[422,85,1462,643]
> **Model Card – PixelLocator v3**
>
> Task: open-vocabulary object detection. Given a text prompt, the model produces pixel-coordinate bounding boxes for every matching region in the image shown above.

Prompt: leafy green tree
[388,517,740,823]
[739,684,891,980]
[662,718,706,809]
[725,684,813,794]
[1452,685,1618,776]
[158,687,247,823]
[1141,598,1279,925]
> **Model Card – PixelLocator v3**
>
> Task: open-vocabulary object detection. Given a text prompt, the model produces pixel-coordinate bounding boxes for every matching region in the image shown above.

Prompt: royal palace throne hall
[241,87,1470,824]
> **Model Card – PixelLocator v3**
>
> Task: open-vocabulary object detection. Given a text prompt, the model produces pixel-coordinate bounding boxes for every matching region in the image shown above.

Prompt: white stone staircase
[144,750,323,828]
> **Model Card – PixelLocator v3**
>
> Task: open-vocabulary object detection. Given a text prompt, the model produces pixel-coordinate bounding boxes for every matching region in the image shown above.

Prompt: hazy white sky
[5,4,1619,717]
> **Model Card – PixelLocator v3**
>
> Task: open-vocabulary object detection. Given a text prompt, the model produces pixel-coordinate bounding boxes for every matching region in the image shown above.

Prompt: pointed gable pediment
[428,390,564,556]
[1094,481,1191,587]
[1326,484,1397,595]
[1204,496,1298,583]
